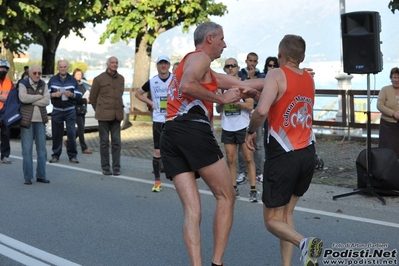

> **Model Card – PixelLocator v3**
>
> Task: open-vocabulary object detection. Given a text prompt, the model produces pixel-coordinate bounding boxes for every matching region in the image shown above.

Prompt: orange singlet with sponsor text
[166,50,218,123]
[267,66,315,158]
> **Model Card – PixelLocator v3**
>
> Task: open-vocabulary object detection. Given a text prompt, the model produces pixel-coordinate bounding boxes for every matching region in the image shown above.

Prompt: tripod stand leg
[368,188,386,205]
[332,187,386,205]
[332,189,364,200]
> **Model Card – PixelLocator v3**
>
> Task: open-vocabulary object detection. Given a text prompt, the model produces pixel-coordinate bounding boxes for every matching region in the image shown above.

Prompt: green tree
[0,0,111,75]
[0,0,40,53]
[388,0,399,13]
[100,0,227,111]
[26,0,111,75]
[0,0,40,79]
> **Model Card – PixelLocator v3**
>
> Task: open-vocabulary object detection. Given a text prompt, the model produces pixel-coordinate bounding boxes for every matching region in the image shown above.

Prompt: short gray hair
[193,22,222,47]
[106,56,118,67]
[29,65,42,73]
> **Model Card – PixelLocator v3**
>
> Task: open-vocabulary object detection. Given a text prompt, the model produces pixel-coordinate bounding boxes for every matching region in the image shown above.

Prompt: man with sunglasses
[217,58,258,202]
[18,65,51,185]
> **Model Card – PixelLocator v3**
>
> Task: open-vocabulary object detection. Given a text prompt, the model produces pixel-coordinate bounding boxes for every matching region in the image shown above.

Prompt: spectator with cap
[135,55,172,192]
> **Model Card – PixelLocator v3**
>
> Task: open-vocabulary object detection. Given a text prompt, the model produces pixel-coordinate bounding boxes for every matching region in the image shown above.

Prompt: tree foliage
[0,0,40,53]
[388,0,399,13]
[100,0,227,111]
[0,0,111,74]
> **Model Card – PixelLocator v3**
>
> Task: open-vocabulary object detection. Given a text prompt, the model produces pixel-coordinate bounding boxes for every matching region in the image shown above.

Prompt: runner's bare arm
[179,53,241,104]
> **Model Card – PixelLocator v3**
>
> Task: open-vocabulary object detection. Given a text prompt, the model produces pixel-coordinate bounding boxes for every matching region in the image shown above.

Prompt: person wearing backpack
[18,65,50,185]
[0,59,13,164]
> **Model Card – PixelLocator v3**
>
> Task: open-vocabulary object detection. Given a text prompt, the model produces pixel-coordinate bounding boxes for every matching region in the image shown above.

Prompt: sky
[58,0,398,63]
[55,0,398,89]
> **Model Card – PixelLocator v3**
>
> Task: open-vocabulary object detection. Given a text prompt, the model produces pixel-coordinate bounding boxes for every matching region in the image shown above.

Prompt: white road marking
[294,206,399,228]
[0,244,50,266]
[5,154,399,265]
[0,234,81,266]
[29,155,399,229]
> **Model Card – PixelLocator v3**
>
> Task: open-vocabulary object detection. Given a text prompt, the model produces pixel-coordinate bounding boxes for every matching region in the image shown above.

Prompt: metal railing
[127,88,382,132]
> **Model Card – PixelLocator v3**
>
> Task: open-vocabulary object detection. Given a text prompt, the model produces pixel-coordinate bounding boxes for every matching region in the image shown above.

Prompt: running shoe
[256,174,263,183]
[236,172,246,184]
[249,190,259,202]
[300,237,323,266]
[1,157,11,164]
[235,188,240,199]
[152,181,162,192]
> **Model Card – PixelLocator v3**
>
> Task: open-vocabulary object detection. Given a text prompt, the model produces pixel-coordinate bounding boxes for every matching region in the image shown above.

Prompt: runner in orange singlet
[160,22,262,266]
[246,35,323,266]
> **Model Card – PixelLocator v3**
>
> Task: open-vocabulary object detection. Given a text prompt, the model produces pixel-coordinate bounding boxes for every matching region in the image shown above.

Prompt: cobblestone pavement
[81,121,377,188]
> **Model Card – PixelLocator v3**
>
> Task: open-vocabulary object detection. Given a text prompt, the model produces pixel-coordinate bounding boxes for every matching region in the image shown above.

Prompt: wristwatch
[246,127,255,135]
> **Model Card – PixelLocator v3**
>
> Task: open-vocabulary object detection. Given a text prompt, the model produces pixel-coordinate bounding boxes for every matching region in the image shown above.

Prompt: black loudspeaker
[356,148,399,191]
[341,11,383,74]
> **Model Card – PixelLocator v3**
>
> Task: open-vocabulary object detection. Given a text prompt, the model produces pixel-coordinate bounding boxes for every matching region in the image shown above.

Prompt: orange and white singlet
[267,66,315,158]
[166,50,218,124]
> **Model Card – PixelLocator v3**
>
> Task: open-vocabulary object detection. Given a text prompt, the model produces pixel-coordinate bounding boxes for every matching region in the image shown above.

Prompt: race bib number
[160,96,167,113]
[224,103,241,116]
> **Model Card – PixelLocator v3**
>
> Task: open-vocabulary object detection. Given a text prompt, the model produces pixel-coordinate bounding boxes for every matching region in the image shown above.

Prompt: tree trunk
[5,48,15,82]
[131,35,152,112]
[41,35,58,75]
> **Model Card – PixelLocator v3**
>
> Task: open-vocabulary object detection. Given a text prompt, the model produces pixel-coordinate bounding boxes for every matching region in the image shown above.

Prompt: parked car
[43,76,130,138]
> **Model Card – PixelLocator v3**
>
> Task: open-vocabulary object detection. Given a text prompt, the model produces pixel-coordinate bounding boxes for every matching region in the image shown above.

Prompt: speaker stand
[332,74,386,205]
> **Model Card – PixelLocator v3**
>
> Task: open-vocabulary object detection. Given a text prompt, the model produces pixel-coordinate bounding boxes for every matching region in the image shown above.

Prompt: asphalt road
[0,137,398,266]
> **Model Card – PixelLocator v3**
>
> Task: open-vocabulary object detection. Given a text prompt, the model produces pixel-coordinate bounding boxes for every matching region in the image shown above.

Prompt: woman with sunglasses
[262,56,279,76]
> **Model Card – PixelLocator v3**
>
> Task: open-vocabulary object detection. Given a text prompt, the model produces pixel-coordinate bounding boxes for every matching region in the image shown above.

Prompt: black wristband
[246,127,255,134]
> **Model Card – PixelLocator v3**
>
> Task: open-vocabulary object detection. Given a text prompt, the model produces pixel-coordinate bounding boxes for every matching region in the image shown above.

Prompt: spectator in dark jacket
[71,68,92,154]
[48,60,82,164]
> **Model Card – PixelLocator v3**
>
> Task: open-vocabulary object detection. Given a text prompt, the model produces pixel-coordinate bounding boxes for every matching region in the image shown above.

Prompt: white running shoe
[256,174,263,183]
[236,172,246,184]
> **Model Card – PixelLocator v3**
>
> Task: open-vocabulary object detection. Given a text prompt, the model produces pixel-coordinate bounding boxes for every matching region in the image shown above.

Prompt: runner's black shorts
[221,127,246,144]
[262,144,316,208]
[153,122,164,149]
[160,120,224,180]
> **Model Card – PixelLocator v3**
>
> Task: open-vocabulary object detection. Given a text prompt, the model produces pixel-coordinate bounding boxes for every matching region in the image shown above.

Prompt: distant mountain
[28,0,399,70]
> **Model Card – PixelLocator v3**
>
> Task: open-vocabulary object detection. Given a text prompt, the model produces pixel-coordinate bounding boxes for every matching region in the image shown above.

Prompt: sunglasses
[224,64,238,69]
[32,72,42,76]
[268,64,276,68]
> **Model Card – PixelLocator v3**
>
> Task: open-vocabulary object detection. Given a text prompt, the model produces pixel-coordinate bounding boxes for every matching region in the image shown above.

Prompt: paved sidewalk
[79,121,377,188]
